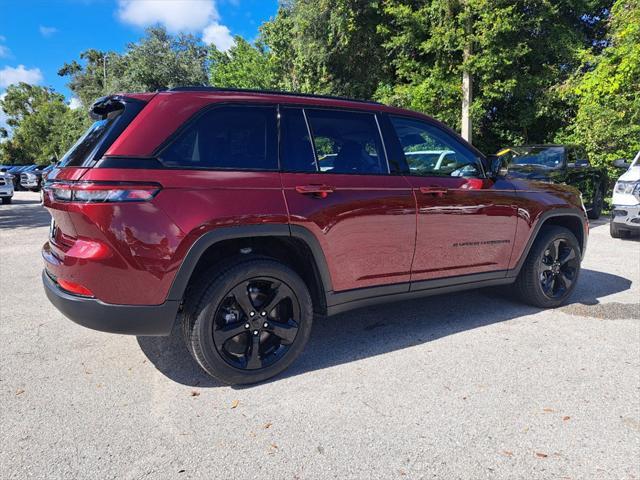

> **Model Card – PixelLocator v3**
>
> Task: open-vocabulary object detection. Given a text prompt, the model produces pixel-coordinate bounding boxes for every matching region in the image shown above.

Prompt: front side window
[159,106,277,170]
[304,109,388,175]
[390,116,482,177]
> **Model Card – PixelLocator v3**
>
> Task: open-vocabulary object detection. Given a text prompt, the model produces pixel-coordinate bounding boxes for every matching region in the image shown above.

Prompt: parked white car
[610,151,640,238]
[0,170,15,204]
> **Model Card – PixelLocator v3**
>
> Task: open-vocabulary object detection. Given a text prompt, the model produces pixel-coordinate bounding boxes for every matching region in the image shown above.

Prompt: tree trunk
[461,7,472,144]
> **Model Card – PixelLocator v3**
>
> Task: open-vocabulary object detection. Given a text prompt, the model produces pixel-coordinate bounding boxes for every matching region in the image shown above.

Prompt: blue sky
[0,0,279,102]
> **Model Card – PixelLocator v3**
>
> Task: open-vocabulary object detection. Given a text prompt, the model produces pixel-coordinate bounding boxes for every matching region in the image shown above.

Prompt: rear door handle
[295,184,335,198]
[419,186,448,196]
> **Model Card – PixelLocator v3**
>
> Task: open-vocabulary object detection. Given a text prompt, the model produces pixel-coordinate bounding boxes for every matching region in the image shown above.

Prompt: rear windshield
[58,98,145,167]
[501,146,565,169]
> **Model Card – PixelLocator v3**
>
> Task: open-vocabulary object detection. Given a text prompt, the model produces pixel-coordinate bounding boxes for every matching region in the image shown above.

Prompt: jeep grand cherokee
[42,88,588,384]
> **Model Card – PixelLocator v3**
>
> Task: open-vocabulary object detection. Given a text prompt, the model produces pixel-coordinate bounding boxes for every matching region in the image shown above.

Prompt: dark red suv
[42,88,588,384]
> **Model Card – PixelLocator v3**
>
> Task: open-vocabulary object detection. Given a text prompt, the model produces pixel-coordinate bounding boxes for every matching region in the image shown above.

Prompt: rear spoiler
[89,95,145,120]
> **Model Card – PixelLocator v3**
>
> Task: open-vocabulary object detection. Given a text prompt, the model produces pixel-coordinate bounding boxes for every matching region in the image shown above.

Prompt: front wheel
[514,226,581,308]
[182,258,313,385]
[1,197,12,205]
[610,221,626,239]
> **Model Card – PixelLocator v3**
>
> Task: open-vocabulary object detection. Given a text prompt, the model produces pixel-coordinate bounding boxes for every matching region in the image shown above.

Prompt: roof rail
[167,86,383,105]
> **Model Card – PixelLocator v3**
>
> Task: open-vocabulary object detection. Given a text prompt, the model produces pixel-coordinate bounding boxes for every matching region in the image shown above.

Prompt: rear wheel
[587,185,603,220]
[181,258,313,385]
[514,226,581,308]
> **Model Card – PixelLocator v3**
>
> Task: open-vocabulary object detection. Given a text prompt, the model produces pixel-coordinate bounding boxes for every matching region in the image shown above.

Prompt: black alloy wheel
[514,225,581,308]
[213,277,300,370]
[538,238,579,299]
[182,258,313,385]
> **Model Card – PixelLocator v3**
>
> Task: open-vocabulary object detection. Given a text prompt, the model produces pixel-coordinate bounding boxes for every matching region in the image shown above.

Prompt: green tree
[59,27,209,107]
[0,83,88,165]
[261,0,390,98]
[209,37,276,89]
[561,0,640,176]
[376,0,613,153]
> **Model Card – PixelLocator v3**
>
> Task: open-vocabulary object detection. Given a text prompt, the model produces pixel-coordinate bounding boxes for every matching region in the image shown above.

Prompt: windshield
[500,146,565,169]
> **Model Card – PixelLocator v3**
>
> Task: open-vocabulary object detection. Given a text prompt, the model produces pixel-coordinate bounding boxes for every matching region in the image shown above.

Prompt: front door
[388,115,518,285]
[280,106,416,292]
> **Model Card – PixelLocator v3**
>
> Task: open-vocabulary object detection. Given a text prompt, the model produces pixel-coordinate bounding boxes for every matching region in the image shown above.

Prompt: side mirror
[487,155,508,178]
[613,158,630,169]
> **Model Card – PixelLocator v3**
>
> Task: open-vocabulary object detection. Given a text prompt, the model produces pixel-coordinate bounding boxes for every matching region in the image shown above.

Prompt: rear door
[280,106,416,292]
[387,115,518,284]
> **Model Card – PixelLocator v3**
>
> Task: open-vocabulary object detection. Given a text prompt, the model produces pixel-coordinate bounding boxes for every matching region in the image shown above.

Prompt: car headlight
[614,181,640,196]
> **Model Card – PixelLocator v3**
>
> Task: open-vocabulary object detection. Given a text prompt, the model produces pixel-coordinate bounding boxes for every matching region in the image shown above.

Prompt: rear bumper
[42,271,178,336]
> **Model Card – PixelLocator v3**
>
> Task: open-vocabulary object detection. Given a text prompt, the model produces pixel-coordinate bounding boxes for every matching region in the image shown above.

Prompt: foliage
[59,27,209,107]
[2,1,636,172]
[209,37,276,89]
[261,0,391,98]
[0,83,89,165]
[558,0,640,178]
[375,0,613,154]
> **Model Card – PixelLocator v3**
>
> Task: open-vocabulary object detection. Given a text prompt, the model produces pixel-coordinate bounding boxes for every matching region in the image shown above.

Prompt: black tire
[181,257,313,385]
[514,226,581,308]
[1,197,11,205]
[587,185,603,220]
[609,221,626,239]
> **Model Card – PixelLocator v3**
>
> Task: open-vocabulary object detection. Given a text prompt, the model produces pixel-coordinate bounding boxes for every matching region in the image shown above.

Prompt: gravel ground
[1,191,639,480]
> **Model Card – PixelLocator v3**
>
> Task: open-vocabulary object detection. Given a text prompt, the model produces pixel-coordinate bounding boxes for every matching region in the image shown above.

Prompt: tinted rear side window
[304,109,388,175]
[159,105,278,170]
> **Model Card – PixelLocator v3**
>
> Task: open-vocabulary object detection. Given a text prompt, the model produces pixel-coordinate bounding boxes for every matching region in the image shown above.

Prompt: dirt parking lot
[1,191,639,480]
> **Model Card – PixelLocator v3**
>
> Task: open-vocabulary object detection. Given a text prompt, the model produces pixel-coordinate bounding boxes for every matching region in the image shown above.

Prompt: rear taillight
[46,181,161,203]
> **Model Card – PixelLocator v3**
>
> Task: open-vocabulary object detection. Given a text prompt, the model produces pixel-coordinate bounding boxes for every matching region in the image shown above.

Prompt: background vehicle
[610,152,640,238]
[42,89,588,385]
[0,169,14,204]
[20,164,54,192]
[497,145,608,219]
[7,165,36,191]
[405,150,456,174]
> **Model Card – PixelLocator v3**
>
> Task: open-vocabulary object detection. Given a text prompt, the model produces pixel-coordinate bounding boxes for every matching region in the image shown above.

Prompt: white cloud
[117,0,218,32]
[39,26,58,37]
[68,97,82,110]
[0,65,44,88]
[202,22,234,51]
[0,35,9,58]
[116,0,235,50]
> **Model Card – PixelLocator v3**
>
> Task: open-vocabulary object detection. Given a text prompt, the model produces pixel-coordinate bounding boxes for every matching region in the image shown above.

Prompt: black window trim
[388,113,487,179]
[152,102,280,173]
[301,107,320,172]
[374,114,391,174]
